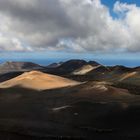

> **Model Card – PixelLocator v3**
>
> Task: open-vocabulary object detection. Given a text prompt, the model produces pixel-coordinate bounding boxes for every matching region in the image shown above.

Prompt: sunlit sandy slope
[0,71,80,90]
[72,65,101,75]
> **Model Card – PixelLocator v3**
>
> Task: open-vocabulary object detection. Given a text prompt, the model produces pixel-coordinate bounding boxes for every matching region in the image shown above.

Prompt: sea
[0,58,140,67]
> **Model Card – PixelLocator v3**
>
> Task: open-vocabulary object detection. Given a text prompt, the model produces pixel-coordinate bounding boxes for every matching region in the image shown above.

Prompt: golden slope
[119,72,138,81]
[0,71,80,90]
[72,65,100,75]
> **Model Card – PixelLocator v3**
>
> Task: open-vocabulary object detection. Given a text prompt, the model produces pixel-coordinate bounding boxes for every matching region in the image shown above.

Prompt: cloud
[0,0,140,53]
[114,1,136,13]
[0,34,32,51]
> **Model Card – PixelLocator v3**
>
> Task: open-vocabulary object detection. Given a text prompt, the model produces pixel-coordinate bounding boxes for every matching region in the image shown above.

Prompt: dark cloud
[0,0,140,52]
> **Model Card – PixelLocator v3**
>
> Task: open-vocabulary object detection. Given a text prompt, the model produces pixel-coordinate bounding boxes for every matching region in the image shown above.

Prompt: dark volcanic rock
[46,59,100,75]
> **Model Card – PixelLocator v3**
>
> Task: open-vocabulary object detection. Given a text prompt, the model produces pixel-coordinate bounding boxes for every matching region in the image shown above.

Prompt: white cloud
[0,0,140,53]
[113,1,136,13]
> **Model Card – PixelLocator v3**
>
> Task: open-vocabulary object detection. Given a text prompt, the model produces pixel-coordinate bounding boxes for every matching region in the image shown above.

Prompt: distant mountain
[109,65,133,73]
[46,62,63,68]
[133,66,140,71]
[0,61,44,74]
[44,60,140,83]
[46,59,100,75]
[0,71,80,90]
[58,59,87,73]
[67,64,139,83]
[1,59,140,87]
[88,60,100,66]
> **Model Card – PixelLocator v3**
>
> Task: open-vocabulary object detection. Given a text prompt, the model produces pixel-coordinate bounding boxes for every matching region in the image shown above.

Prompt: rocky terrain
[0,59,140,139]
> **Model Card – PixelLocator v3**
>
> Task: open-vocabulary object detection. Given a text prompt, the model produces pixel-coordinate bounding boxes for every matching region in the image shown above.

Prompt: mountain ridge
[0,61,44,74]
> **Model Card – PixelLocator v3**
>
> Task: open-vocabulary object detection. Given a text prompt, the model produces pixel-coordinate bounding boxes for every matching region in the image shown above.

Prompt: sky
[0,0,140,66]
